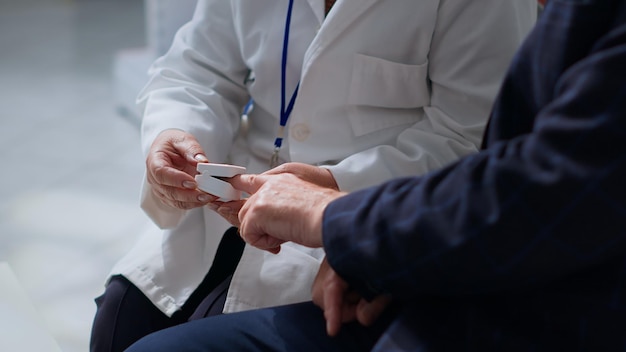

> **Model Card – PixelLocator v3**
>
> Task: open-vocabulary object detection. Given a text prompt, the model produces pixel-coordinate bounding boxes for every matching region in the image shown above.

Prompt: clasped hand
[313,258,391,336]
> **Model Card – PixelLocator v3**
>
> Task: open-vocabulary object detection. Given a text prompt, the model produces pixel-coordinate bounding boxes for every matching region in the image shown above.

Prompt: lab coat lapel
[302,0,378,68]
[322,0,378,42]
[305,0,325,25]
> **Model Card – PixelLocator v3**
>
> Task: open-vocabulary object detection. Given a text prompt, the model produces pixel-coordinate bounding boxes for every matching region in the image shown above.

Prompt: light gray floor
[0,0,149,351]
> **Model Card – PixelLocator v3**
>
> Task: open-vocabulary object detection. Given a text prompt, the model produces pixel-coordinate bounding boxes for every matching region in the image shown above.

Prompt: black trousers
[90,227,245,352]
[124,301,395,352]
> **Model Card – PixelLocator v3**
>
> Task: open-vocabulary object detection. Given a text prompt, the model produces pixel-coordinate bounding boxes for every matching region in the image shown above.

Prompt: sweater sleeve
[322,21,626,300]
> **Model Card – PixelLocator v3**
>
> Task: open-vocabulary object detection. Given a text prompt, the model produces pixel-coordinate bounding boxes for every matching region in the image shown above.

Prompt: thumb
[356,295,392,327]
[192,153,209,163]
[228,174,265,194]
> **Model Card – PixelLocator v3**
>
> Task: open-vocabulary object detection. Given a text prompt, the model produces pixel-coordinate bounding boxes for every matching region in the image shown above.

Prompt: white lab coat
[110,0,537,316]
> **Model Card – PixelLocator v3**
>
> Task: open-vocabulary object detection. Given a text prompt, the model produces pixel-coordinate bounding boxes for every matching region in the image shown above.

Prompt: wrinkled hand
[209,199,245,227]
[263,162,339,190]
[214,162,340,227]
[312,259,392,336]
[146,129,218,210]
[224,173,346,253]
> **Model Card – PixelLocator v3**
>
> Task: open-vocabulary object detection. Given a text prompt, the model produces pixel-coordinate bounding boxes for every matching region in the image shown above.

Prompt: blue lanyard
[242,0,299,167]
[270,0,300,167]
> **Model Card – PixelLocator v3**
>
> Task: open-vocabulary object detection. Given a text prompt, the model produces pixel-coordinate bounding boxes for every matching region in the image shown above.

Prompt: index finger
[227,174,266,194]
[324,279,344,337]
[150,161,197,189]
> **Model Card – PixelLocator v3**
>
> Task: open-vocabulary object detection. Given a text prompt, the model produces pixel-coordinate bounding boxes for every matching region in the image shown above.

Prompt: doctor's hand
[225,173,346,253]
[312,258,392,337]
[146,129,218,210]
[213,163,339,227]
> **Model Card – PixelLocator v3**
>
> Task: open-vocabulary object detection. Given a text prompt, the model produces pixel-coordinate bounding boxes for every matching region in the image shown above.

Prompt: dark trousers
[90,227,245,352]
[125,301,395,352]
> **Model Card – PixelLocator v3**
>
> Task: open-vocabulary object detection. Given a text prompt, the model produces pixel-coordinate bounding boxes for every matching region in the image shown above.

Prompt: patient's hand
[264,162,339,190]
[209,198,246,227]
[312,259,391,336]
[219,173,345,253]
[213,162,340,230]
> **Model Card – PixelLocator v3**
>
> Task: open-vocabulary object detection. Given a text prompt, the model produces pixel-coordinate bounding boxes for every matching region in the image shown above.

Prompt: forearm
[323,143,626,299]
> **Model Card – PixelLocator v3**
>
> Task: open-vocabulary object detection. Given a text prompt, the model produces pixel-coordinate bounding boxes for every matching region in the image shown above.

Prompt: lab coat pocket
[347,53,430,137]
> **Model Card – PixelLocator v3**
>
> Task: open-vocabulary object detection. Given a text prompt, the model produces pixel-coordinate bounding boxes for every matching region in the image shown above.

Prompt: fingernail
[207,203,218,211]
[194,154,209,162]
[198,194,211,202]
[183,181,196,189]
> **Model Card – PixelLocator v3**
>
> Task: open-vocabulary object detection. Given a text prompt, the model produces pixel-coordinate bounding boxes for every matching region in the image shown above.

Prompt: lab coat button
[291,123,311,142]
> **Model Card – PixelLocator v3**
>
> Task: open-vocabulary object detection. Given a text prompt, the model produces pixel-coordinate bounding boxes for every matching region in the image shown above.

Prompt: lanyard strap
[271,0,300,167]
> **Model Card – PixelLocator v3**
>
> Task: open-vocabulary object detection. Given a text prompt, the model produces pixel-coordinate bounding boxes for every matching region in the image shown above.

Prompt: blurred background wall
[0,0,195,351]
